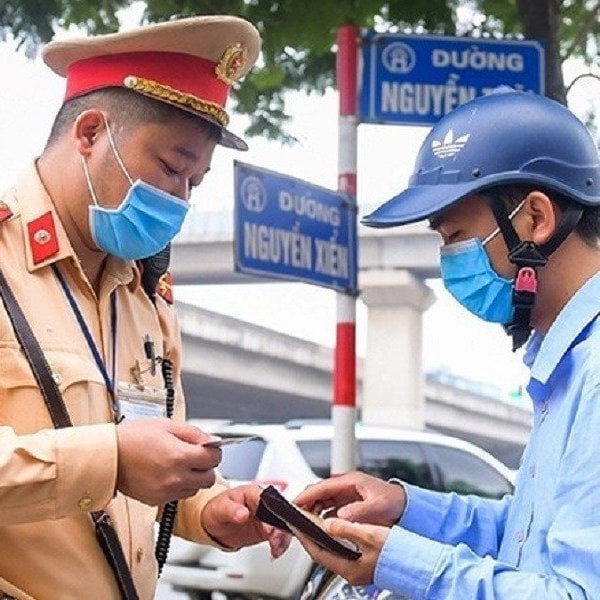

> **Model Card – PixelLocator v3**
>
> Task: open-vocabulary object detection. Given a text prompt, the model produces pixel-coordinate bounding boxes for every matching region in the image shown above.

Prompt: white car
[161,421,515,600]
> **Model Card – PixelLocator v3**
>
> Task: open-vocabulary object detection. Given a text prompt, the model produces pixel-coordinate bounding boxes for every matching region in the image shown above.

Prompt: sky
[1,6,599,401]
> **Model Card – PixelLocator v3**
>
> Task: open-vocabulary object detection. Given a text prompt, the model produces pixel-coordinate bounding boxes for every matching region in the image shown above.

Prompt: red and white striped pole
[332,25,359,475]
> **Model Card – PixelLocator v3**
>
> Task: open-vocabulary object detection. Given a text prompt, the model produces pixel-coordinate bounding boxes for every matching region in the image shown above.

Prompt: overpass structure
[177,301,531,468]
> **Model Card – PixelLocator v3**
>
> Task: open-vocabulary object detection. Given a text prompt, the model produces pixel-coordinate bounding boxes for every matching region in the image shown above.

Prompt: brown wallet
[256,485,362,561]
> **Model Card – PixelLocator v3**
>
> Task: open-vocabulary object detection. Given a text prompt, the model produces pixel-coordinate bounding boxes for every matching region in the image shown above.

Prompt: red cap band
[65,51,229,107]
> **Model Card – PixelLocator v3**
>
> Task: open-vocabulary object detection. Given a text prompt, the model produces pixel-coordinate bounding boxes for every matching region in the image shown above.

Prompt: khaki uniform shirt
[0,164,227,599]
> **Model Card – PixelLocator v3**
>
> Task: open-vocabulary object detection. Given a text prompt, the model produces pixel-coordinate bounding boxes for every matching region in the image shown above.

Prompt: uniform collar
[526,269,600,385]
[14,161,137,289]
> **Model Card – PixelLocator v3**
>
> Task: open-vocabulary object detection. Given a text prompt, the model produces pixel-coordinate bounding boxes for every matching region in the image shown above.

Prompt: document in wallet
[256,485,362,561]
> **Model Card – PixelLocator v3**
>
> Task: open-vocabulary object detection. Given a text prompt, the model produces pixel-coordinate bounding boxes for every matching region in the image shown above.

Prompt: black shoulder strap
[0,266,139,600]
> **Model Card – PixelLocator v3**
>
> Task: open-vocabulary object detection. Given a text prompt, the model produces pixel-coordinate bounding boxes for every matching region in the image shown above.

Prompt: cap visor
[362,181,481,228]
[219,127,248,151]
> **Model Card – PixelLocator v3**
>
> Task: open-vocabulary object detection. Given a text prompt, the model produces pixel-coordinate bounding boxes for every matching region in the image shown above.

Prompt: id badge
[117,382,167,421]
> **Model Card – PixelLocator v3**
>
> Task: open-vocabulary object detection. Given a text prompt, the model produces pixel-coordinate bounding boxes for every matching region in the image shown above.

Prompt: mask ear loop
[482,199,527,246]
[102,115,134,187]
[81,155,101,207]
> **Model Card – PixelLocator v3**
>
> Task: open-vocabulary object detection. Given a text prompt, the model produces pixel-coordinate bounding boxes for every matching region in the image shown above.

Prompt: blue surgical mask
[83,120,190,260]
[439,200,526,323]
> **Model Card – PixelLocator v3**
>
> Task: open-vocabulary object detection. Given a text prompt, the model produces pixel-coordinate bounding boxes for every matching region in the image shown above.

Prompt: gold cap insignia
[215,43,248,85]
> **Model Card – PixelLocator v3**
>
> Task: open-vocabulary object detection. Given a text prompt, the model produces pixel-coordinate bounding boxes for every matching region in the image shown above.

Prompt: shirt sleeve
[0,423,117,525]
[374,527,586,599]
[399,484,512,557]
[375,376,600,599]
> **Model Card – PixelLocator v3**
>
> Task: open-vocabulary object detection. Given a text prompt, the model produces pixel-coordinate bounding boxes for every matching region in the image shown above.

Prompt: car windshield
[296,439,435,488]
[296,438,512,498]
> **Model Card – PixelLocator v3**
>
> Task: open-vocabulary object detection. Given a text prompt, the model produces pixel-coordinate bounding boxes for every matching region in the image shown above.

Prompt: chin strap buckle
[506,267,538,351]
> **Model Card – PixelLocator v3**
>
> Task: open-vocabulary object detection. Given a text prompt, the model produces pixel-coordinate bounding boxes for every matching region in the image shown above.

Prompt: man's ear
[73,110,106,157]
[524,191,558,246]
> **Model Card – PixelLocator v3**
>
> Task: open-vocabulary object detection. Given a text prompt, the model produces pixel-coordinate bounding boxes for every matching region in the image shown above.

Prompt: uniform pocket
[0,347,106,433]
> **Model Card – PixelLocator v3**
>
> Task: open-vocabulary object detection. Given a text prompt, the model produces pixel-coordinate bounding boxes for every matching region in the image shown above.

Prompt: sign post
[333,25,360,475]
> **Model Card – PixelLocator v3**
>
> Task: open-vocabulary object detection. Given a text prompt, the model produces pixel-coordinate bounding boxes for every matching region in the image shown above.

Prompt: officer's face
[93,114,218,206]
[429,195,517,279]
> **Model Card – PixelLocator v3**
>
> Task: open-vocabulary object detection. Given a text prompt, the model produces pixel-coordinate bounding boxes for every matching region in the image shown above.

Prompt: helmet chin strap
[482,195,584,351]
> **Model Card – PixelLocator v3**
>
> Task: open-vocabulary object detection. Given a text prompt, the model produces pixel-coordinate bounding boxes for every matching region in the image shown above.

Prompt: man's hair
[483,183,600,248]
[45,87,221,149]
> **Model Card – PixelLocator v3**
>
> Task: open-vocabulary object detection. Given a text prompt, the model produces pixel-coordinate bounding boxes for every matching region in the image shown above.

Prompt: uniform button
[78,495,93,510]
[529,464,536,478]
[136,547,144,563]
[515,530,524,543]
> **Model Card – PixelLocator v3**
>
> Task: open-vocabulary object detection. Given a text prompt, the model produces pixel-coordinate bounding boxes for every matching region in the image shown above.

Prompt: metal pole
[332,24,359,475]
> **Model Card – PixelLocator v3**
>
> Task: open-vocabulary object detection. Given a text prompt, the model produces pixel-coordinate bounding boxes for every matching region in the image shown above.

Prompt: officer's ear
[73,110,106,157]
[524,191,557,246]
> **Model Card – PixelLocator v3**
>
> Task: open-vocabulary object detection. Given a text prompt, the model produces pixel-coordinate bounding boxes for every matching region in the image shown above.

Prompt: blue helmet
[363,88,600,228]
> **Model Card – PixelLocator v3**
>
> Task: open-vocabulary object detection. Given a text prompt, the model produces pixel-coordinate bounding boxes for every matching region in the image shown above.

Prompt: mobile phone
[202,436,258,448]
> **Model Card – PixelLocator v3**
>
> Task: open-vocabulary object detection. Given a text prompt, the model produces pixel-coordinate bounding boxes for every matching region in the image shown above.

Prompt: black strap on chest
[139,245,178,575]
[0,266,139,600]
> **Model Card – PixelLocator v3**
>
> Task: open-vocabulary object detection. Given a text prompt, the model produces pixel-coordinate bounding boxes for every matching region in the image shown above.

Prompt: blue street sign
[360,33,544,126]
[234,162,357,294]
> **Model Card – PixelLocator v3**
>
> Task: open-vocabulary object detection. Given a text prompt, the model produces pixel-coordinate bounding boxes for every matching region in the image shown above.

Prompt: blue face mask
[83,120,190,261]
[439,200,525,323]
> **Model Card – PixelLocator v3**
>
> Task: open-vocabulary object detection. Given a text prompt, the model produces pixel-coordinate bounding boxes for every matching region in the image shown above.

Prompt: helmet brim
[362,181,479,228]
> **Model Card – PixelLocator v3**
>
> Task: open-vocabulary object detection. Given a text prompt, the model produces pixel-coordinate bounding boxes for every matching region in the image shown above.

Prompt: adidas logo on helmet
[431,129,470,159]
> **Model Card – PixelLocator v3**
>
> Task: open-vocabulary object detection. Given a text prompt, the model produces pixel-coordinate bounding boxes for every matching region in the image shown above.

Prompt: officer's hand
[295,471,406,527]
[201,484,291,558]
[291,518,389,586]
[116,418,221,506]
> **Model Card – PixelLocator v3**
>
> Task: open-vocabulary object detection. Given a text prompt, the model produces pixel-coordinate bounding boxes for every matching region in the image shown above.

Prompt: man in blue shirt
[293,89,600,598]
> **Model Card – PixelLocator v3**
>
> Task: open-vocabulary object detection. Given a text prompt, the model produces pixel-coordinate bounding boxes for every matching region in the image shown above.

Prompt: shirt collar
[527,269,600,384]
[14,161,138,289]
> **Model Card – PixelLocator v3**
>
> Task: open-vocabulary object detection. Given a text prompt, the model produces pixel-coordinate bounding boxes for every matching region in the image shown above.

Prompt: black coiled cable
[155,357,178,575]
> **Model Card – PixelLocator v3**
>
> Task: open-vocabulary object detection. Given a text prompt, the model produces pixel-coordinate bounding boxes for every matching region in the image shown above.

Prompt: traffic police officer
[293,89,600,598]
[0,15,287,600]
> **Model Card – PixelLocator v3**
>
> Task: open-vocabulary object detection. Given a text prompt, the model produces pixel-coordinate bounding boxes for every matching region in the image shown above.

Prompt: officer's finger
[183,443,222,471]
[210,491,251,525]
[166,420,211,444]
[182,467,216,491]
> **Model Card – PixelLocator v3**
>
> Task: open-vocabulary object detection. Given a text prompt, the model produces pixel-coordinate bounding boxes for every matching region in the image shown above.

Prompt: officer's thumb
[166,421,208,445]
[336,501,370,523]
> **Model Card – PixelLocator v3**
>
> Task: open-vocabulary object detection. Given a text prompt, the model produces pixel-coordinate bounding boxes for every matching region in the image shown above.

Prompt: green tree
[2,0,599,142]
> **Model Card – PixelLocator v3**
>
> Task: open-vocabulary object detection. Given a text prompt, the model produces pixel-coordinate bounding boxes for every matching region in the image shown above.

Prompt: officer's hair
[484,184,600,248]
[44,87,221,149]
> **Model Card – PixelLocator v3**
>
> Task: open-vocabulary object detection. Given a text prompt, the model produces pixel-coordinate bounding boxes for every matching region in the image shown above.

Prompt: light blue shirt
[374,270,600,599]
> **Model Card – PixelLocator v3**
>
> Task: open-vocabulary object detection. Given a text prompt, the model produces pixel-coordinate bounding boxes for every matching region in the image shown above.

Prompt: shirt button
[529,464,536,478]
[515,530,524,543]
[540,400,549,414]
[136,547,144,563]
[78,495,93,511]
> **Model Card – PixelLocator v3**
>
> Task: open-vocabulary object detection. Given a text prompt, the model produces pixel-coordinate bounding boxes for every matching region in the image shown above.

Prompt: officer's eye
[160,159,181,177]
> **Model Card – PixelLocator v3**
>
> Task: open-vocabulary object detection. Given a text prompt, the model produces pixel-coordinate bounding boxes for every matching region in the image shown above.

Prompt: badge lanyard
[51,264,119,418]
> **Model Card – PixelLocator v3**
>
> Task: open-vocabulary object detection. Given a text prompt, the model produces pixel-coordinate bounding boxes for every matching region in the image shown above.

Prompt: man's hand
[292,518,389,586]
[116,418,221,506]
[201,484,291,558]
[295,471,406,526]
